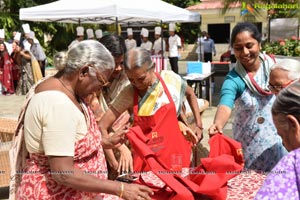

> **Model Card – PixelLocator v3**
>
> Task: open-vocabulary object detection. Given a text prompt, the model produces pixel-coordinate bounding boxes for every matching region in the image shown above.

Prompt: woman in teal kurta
[209,22,287,171]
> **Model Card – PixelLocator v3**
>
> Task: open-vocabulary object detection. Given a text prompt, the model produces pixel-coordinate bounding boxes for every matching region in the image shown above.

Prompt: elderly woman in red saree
[99,47,203,173]
[10,41,152,200]
[0,41,14,95]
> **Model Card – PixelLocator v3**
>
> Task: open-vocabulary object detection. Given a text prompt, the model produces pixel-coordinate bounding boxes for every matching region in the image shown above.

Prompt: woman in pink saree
[9,40,152,200]
[0,41,14,94]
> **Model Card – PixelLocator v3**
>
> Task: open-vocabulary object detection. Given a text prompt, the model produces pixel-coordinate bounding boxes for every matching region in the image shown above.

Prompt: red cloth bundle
[127,127,244,200]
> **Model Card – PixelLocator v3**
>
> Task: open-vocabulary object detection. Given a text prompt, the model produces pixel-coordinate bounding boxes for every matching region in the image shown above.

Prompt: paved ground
[0,62,234,199]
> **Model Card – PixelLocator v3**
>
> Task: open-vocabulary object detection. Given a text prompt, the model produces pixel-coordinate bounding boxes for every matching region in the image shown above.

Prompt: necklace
[57,78,77,100]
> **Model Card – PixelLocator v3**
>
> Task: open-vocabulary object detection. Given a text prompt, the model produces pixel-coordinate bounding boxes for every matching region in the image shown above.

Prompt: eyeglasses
[96,73,110,87]
[268,79,295,92]
[87,65,110,87]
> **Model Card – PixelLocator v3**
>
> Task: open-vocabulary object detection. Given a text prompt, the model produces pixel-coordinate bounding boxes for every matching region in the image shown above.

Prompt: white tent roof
[19,0,200,24]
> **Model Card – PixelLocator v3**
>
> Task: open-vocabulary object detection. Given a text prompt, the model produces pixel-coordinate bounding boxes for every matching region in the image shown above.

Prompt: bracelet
[119,182,124,198]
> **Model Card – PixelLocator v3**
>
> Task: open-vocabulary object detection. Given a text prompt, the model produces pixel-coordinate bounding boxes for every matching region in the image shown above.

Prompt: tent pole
[116,17,119,35]
[160,20,164,70]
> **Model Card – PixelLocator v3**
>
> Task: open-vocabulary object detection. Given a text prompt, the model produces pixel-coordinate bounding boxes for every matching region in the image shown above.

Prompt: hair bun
[53,51,68,71]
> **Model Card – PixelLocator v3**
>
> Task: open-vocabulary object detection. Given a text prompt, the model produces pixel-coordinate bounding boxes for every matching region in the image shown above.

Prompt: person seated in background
[99,47,203,173]
[268,58,300,96]
[11,40,152,200]
[255,80,300,199]
[220,50,231,62]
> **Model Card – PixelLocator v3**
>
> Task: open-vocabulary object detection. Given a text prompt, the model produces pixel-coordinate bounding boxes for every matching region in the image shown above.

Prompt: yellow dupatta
[138,70,186,116]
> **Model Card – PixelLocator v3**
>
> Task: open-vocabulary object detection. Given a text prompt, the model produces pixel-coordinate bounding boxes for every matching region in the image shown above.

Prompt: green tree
[0,0,82,65]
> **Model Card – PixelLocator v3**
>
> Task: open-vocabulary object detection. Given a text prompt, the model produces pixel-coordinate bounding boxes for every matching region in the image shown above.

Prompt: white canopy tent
[19,0,200,25]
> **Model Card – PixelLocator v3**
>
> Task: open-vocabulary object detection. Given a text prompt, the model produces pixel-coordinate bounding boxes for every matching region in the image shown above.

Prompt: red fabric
[209,133,244,167]
[132,73,192,172]
[127,130,243,200]
[0,51,14,94]
[127,126,195,200]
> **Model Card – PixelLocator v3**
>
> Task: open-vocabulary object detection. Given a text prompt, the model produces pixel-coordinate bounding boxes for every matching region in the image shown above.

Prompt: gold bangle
[119,182,124,198]
[196,126,204,130]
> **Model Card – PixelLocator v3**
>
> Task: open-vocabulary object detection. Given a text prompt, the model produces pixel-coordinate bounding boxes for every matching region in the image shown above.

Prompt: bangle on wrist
[119,182,124,198]
[196,126,203,130]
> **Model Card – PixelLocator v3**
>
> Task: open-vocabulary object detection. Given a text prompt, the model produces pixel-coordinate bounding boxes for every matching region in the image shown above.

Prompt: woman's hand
[194,126,204,141]
[178,121,199,145]
[123,183,153,200]
[208,123,223,137]
[117,144,133,173]
[101,128,128,149]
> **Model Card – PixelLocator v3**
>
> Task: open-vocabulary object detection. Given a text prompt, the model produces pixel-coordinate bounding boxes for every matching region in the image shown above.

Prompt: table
[183,72,215,106]
[211,61,230,77]
[134,168,266,200]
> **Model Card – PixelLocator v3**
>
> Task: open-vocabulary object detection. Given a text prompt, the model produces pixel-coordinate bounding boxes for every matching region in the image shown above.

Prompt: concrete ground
[0,62,234,199]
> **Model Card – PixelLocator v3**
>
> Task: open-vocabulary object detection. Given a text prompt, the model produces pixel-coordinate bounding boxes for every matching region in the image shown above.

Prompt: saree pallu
[31,57,43,84]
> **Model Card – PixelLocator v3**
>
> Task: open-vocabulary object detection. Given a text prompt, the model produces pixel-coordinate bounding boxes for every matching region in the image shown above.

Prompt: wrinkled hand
[101,127,128,149]
[178,121,199,145]
[123,183,153,200]
[108,157,119,171]
[194,126,204,142]
[118,145,133,173]
[208,123,223,137]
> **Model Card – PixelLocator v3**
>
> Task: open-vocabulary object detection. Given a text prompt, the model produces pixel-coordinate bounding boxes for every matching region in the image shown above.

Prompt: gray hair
[272,80,300,121]
[53,40,114,75]
[124,47,153,70]
[271,58,300,80]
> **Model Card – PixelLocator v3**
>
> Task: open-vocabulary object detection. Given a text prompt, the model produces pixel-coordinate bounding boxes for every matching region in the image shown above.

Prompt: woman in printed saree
[255,80,300,199]
[14,42,34,95]
[10,40,152,200]
[86,34,131,177]
[0,41,14,94]
[99,47,203,172]
[208,22,287,171]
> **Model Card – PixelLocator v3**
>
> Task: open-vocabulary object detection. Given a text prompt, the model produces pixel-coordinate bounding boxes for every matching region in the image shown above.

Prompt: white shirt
[68,39,79,49]
[152,37,166,55]
[24,91,87,155]
[140,41,153,52]
[168,34,181,57]
[125,38,137,51]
